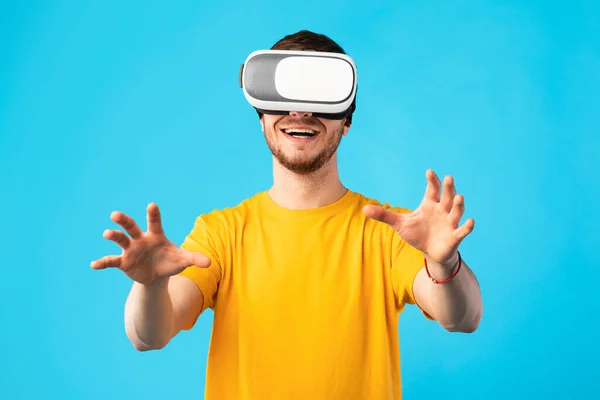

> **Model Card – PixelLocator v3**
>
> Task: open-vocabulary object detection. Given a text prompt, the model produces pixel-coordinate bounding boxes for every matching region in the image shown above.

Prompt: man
[91,30,483,399]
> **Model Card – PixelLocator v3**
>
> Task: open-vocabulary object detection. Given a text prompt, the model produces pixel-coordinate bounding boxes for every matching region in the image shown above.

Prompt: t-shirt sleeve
[177,215,223,330]
[389,210,435,320]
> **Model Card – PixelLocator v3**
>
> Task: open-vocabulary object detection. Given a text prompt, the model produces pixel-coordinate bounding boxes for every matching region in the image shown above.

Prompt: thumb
[363,205,402,228]
[182,249,212,268]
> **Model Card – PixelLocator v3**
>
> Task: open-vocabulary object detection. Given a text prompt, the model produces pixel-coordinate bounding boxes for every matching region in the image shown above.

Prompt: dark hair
[257,30,355,125]
[271,30,347,54]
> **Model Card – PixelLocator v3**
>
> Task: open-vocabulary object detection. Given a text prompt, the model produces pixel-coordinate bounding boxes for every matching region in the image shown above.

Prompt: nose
[289,110,313,118]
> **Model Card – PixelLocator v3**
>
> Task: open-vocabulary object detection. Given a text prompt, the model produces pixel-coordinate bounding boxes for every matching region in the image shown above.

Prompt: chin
[278,152,334,175]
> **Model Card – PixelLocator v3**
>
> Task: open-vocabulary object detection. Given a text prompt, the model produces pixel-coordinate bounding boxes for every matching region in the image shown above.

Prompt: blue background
[2,1,599,399]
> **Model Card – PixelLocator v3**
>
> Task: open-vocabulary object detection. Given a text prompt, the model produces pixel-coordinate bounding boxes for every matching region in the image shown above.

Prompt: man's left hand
[363,169,475,269]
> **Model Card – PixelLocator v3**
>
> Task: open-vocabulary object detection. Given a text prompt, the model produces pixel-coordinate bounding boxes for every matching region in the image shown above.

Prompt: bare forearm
[424,254,483,333]
[124,277,175,351]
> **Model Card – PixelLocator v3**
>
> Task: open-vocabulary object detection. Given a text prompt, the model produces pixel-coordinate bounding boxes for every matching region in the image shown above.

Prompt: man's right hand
[91,203,211,285]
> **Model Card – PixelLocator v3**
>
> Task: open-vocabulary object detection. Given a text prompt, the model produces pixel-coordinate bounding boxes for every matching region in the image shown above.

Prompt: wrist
[145,275,171,290]
[424,251,461,283]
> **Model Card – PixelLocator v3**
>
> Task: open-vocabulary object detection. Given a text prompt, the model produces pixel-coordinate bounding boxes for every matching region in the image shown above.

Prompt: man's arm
[364,170,484,333]
[413,253,483,333]
[91,203,219,351]
[124,275,204,351]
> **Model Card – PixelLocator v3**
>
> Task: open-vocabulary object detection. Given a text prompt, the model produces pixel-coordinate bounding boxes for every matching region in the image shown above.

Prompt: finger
[185,250,212,268]
[147,203,164,235]
[439,175,456,212]
[90,255,122,270]
[111,211,143,239]
[454,218,475,241]
[424,169,442,202]
[363,205,402,228]
[447,194,465,227]
[172,248,212,270]
[103,229,130,249]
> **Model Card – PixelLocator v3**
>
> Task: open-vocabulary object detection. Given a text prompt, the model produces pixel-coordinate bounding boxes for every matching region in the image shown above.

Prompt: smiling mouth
[281,128,318,138]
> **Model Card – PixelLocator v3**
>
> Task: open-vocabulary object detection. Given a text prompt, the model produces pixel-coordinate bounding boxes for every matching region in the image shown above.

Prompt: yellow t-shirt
[178,189,430,400]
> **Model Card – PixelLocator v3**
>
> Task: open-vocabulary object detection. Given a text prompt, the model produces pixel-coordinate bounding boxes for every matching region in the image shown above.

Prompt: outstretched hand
[90,203,211,285]
[363,169,475,267]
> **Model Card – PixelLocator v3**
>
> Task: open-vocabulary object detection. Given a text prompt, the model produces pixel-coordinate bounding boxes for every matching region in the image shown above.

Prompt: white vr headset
[239,49,357,120]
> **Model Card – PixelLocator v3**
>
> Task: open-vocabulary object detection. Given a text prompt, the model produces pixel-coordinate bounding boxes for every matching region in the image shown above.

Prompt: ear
[259,116,265,132]
[345,114,353,126]
[342,117,351,136]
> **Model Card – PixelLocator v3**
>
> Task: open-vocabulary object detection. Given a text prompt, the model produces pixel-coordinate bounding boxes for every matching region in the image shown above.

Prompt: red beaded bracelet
[424,251,462,284]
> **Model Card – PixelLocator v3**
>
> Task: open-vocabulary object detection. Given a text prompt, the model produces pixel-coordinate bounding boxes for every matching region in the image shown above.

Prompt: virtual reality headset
[239,50,357,120]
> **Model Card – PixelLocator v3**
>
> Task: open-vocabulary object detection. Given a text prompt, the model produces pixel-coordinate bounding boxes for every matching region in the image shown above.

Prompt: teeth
[284,128,316,134]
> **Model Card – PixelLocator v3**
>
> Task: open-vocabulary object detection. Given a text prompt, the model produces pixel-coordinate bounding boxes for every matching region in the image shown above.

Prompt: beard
[264,117,345,175]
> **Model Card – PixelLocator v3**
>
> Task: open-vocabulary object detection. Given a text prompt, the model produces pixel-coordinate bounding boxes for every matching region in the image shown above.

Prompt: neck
[268,154,347,210]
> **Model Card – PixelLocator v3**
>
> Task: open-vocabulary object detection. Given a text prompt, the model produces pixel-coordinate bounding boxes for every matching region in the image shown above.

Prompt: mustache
[276,117,325,130]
